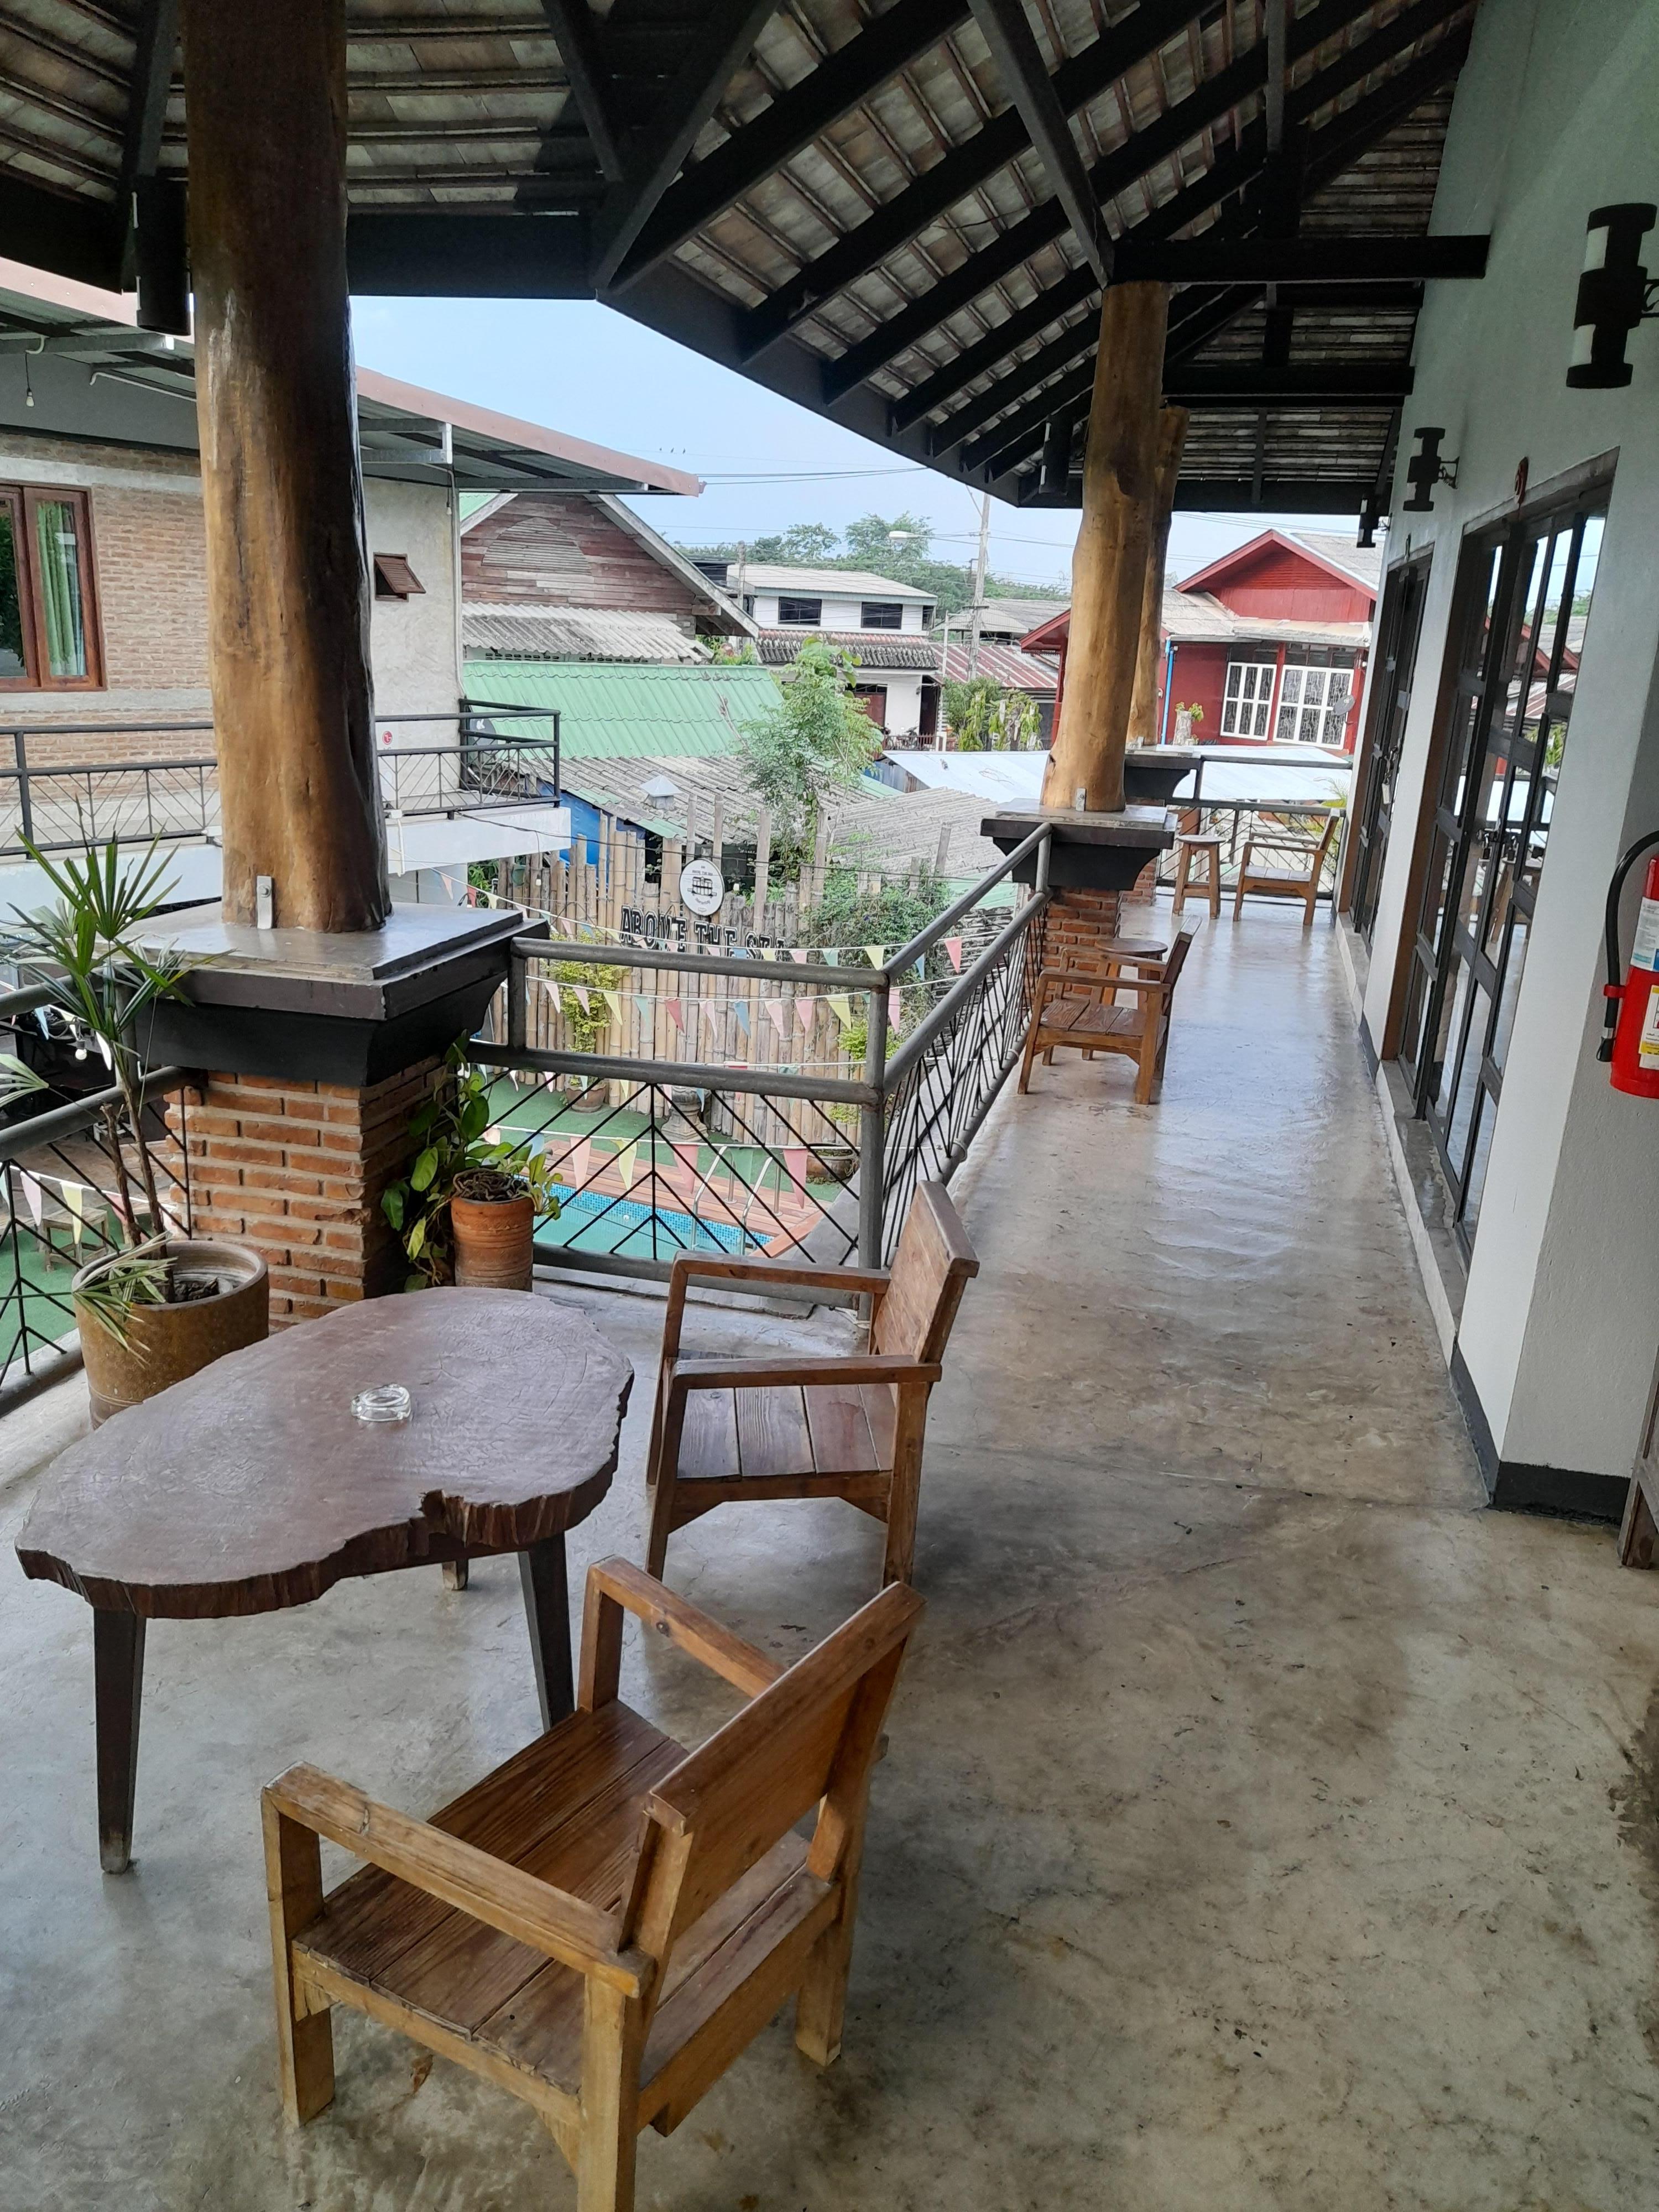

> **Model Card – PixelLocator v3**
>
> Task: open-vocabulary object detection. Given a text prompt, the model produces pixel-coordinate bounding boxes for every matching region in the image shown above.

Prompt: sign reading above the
[679,857,726,917]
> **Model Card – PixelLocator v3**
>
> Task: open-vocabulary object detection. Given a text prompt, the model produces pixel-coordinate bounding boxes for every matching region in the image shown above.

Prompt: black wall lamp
[1568,202,1657,388]
[1401,426,1458,513]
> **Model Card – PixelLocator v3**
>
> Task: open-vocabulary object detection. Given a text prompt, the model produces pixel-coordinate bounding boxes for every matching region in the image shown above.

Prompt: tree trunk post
[1041,282,1169,814]
[1128,404,1190,745]
[181,0,390,932]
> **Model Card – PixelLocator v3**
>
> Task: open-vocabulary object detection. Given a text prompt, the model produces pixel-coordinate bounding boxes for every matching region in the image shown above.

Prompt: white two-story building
[692,560,938,737]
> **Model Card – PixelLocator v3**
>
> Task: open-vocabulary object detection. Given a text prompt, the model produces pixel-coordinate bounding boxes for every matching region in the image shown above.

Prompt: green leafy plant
[380,1045,564,1290]
[3,838,198,1313]
[735,639,876,877]
[549,959,625,1051]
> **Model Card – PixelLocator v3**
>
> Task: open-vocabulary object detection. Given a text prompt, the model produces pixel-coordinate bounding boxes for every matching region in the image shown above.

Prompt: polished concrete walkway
[3,899,1658,2210]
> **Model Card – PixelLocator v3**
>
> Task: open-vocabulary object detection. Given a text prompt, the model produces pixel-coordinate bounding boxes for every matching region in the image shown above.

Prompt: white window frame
[1220,659,1278,738]
[1274,663,1354,746]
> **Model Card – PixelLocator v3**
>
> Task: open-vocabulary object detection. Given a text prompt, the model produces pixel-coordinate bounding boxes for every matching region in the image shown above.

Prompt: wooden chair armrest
[264,1765,648,1995]
[666,1253,891,1300]
[585,1557,780,1697]
[668,1352,943,1391]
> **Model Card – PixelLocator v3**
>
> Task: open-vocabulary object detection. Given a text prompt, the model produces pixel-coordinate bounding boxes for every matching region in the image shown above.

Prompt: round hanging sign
[679,857,726,917]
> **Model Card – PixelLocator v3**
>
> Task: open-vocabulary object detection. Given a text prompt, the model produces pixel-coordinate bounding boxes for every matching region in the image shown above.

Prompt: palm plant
[3,838,197,1309]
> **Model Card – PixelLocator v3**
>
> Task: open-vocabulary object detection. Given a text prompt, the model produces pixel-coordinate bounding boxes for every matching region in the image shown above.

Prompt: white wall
[364,477,462,728]
[1359,0,1659,1479]
[749,591,930,632]
[879,670,924,735]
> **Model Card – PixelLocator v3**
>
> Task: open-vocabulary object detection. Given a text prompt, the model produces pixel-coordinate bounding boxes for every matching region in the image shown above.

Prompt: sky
[353,296,1361,592]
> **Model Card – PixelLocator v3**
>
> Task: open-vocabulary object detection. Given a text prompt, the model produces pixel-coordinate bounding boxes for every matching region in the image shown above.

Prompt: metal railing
[470,822,1052,1279]
[0,701,559,858]
[0,984,193,1398]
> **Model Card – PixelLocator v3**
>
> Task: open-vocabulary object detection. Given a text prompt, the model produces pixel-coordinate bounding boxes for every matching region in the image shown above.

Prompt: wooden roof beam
[817,0,1390,399]
[966,0,1109,282]
[1114,234,1488,283]
[530,0,625,185]
[589,0,784,288]
[609,0,970,286]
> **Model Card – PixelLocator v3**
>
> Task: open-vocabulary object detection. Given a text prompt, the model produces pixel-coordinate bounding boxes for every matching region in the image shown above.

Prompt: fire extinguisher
[1599,830,1659,1097]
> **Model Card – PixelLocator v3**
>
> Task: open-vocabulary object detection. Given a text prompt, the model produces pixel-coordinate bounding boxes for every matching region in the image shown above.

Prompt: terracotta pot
[72,1238,269,1428]
[451,1190,535,1291]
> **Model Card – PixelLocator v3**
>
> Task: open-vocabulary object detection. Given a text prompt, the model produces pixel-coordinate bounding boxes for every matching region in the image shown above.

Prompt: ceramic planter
[451,1181,535,1292]
[72,1237,269,1428]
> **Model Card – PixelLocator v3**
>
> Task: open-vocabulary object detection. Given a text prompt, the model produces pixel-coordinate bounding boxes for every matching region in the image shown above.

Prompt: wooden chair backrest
[627,1583,926,1962]
[1310,808,1341,873]
[1156,927,1197,1004]
[872,1181,979,1362]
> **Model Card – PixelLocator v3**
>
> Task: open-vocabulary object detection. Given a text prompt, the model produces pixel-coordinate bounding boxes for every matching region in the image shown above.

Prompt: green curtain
[0,510,24,680]
[34,499,86,679]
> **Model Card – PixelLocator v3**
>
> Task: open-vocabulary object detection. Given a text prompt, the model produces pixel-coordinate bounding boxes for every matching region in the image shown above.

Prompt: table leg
[442,1559,469,1590]
[519,1536,573,1734]
[93,1610,145,1875]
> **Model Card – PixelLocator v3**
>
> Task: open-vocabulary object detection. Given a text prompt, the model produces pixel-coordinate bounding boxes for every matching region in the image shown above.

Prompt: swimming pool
[536,1186,756,1258]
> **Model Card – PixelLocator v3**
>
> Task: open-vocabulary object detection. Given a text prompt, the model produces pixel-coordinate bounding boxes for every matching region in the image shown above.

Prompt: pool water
[536,1186,755,1258]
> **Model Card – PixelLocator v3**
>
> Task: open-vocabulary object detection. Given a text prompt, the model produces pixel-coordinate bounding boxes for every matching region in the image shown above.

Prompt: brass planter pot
[72,1238,269,1428]
[451,1190,535,1292]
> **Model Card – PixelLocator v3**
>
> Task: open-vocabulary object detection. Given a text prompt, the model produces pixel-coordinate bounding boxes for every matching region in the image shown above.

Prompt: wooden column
[1041,282,1168,813]
[181,0,389,932]
[1127,404,1189,745]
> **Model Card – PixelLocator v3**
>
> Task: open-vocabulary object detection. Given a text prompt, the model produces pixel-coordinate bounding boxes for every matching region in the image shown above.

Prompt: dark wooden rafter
[917,10,1474,471]
[739,0,1202,358]
[818,0,1405,401]
[589,0,784,287]
[823,0,1466,405]
[116,0,178,206]
[964,0,1109,280]
[608,0,970,287]
[531,0,625,184]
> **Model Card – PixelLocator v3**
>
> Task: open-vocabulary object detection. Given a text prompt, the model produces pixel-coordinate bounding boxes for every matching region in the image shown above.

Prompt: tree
[943,678,1042,750]
[735,640,875,875]
[674,518,1065,618]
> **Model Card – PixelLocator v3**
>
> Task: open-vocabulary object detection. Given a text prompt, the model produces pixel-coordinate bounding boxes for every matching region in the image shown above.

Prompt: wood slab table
[15,1288,633,1871]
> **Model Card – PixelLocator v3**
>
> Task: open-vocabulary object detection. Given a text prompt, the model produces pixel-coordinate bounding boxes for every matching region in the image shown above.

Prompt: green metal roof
[461,659,781,760]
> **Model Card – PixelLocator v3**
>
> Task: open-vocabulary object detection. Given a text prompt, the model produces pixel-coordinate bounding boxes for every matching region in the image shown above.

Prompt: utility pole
[967,491,990,679]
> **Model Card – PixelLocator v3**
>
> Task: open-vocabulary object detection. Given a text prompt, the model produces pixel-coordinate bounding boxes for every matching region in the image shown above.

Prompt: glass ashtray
[351,1383,411,1426]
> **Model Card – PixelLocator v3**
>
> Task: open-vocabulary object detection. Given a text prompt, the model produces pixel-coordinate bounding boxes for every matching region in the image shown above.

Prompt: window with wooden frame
[1219,659,1277,737]
[0,486,102,690]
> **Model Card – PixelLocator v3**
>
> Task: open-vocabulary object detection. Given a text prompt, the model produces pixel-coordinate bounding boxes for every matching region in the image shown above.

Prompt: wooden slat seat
[1233,808,1341,924]
[265,1560,926,2210]
[1019,926,1197,1103]
[645,1183,977,1586]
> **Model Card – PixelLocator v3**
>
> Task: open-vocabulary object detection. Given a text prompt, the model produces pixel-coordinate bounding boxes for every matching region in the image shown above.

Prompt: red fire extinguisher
[1599,830,1659,1097]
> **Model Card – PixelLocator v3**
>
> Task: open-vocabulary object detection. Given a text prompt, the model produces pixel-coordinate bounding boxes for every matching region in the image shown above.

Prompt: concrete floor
[3,898,1658,2211]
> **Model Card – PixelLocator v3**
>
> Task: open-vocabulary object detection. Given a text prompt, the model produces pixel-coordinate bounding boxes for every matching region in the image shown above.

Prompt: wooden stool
[1173,832,1222,917]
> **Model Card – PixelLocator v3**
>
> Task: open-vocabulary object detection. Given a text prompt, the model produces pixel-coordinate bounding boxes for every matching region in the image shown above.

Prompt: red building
[1022,529,1379,753]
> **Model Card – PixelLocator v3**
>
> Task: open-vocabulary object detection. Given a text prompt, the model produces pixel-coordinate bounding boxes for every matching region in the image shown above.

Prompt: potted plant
[1173,701,1205,744]
[382,1044,564,1293]
[2,840,268,1426]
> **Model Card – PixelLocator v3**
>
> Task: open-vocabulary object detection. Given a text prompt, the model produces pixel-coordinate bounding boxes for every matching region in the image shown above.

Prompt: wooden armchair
[264,1557,925,2212]
[645,1181,978,1587]
[1019,927,1197,1103]
[1232,808,1341,925]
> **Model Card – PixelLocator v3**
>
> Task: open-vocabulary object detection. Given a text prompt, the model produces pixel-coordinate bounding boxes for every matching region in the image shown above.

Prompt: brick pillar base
[1039,885,1124,969]
[170,1058,447,1324]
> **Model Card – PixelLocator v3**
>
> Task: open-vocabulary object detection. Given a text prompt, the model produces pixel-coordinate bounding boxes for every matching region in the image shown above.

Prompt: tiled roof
[1021,591,1370,655]
[460,659,780,759]
[756,631,938,671]
[738,565,933,599]
[950,598,1070,641]
[938,640,1058,692]
[464,607,706,662]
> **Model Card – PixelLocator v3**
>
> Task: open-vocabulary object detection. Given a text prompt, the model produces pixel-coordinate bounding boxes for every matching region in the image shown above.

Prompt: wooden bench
[264,1558,925,2211]
[644,1181,978,1588]
[1018,927,1197,1103]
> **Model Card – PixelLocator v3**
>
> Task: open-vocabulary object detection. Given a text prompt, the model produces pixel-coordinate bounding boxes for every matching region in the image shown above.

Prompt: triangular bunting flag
[784,1145,809,1193]
[634,994,652,1023]
[788,947,808,965]
[864,945,885,970]
[794,996,815,1034]
[616,1141,638,1189]
[827,994,853,1029]
[17,1172,40,1227]
[944,936,963,972]
[666,997,683,1031]
[889,989,902,1027]
[603,989,625,1026]
[571,984,591,1015]
[765,997,790,1040]
[733,1000,750,1033]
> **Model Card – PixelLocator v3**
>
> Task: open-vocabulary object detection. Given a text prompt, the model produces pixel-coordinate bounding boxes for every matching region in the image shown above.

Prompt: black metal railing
[0,984,192,1397]
[0,701,559,858]
[471,822,1052,1278]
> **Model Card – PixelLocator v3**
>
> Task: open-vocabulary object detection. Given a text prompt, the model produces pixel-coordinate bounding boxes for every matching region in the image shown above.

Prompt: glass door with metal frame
[1352,552,1430,943]
[1397,493,1605,1246]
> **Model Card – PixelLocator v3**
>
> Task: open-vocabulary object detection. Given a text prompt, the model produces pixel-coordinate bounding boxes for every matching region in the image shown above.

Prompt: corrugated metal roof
[461,659,780,759]
[757,632,938,671]
[738,565,935,599]
[938,640,1057,692]
[464,607,707,661]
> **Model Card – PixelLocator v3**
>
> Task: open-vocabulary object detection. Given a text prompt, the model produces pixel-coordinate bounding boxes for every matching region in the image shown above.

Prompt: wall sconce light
[1568,202,1657,388]
[1402,426,1458,513]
